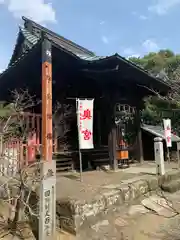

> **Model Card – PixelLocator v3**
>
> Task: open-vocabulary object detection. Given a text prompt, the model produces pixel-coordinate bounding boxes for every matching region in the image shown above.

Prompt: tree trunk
[11,184,25,230]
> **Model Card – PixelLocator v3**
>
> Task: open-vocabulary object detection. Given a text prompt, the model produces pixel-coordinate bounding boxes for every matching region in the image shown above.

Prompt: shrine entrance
[115,104,136,168]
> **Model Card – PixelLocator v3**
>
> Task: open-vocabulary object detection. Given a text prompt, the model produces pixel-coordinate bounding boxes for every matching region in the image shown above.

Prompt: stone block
[161,179,180,193]
[159,170,180,185]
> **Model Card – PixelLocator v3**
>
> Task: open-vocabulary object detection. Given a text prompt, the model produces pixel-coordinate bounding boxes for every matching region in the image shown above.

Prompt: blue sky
[0,0,180,72]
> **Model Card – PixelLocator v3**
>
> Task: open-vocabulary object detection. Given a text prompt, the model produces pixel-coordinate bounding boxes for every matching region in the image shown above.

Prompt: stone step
[91,152,109,157]
[161,179,180,193]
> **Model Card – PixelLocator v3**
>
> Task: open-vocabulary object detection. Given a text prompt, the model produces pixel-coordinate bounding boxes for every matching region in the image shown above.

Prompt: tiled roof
[76,54,106,61]
[141,124,180,142]
[20,26,39,45]
[20,26,106,61]
[0,24,171,93]
[0,26,106,78]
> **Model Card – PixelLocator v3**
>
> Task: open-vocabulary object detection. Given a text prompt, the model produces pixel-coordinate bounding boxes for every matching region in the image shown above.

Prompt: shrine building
[0,17,171,171]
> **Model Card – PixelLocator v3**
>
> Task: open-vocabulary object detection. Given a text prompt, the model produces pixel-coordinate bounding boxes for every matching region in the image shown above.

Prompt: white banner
[163,118,172,147]
[77,99,94,149]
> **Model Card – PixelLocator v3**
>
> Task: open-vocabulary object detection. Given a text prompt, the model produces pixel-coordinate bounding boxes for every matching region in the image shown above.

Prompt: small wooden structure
[0,17,171,171]
[141,124,180,162]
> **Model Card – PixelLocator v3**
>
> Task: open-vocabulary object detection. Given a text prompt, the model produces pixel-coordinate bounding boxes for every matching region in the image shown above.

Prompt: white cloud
[100,21,105,25]
[122,48,140,58]
[132,11,148,20]
[0,0,56,24]
[142,39,159,52]
[122,39,160,59]
[139,15,148,20]
[101,36,109,44]
[148,0,180,15]
[128,54,140,59]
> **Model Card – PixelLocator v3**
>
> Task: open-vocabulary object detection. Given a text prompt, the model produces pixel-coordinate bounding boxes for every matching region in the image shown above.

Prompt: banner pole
[76,99,83,182]
[79,148,83,182]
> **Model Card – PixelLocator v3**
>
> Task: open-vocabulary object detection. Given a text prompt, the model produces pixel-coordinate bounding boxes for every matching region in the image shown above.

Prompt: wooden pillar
[136,107,144,164]
[42,39,53,161]
[97,111,101,147]
[36,115,40,151]
[32,113,35,130]
[108,102,118,170]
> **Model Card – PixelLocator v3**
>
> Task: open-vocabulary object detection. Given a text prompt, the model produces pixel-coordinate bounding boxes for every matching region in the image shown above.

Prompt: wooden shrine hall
[0,17,171,172]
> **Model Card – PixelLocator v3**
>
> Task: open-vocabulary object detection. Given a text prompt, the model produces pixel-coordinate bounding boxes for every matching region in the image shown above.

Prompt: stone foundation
[55,170,180,234]
[1,170,180,236]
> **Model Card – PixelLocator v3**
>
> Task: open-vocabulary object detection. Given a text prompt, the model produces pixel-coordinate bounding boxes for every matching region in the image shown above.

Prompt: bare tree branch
[0,89,41,238]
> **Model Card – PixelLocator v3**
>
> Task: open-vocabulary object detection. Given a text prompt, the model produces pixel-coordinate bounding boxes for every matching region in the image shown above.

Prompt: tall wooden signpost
[39,39,56,240]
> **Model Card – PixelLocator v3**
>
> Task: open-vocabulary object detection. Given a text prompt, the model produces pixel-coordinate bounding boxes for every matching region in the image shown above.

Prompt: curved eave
[8,27,24,67]
[79,53,171,95]
[114,54,171,92]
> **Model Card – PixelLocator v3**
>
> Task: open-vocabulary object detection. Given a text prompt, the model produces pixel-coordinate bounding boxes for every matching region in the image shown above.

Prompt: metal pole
[39,38,56,240]
[79,148,83,182]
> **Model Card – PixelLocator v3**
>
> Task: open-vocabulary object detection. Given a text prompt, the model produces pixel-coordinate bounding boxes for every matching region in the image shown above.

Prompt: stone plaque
[39,160,56,240]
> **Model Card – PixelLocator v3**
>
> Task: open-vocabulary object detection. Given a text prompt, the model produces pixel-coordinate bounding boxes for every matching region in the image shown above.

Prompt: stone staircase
[53,153,74,172]
[89,148,109,169]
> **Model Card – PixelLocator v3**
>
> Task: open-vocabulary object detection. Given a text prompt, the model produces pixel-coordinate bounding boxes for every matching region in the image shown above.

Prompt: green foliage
[129,49,180,133]
[129,49,178,76]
